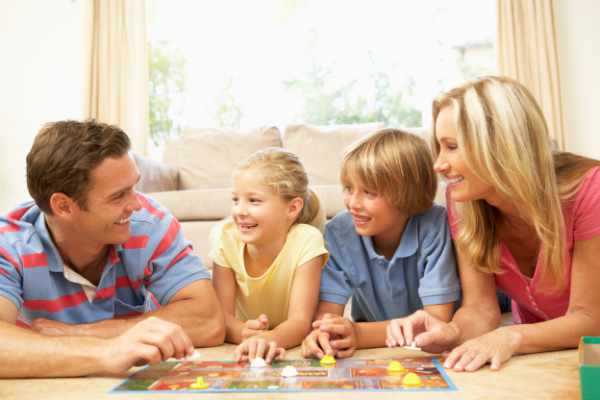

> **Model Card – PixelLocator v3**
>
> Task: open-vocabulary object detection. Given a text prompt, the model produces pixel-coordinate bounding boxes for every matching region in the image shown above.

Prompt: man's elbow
[190,310,226,347]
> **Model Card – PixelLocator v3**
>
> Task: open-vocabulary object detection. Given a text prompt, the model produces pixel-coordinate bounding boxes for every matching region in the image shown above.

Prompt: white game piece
[403,341,421,351]
[281,365,298,378]
[185,350,202,361]
[250,357,267,368]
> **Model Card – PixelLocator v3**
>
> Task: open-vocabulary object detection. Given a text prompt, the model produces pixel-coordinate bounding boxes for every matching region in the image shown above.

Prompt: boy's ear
[288,197,304,221]
[49,192,77,217]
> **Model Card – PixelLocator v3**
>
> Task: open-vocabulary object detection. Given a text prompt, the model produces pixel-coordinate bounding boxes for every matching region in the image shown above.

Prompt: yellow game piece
[402,372,422,386]
[320,354,336,366]
[387,360,406,373]
[189,377,209,389]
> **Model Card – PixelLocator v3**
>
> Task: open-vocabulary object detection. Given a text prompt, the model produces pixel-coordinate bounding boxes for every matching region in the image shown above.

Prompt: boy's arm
[212,263,247,344]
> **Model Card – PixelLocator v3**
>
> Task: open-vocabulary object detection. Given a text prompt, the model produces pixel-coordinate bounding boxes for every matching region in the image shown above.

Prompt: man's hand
[99,317,194,374]
[241,314,269,340]
[234,336,285,364]
[386,310,460,354]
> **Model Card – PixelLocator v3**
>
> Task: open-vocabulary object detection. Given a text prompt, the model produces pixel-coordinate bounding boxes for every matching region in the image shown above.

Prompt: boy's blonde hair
[340,128,437,216]
[432,75,600,290]
[235,147,324,231]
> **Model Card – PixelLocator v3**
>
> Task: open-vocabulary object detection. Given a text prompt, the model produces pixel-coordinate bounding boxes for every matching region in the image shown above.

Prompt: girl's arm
[259,255,324,349]
[212,263,247,344]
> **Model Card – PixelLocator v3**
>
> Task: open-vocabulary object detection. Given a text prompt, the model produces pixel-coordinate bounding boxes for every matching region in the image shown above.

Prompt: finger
[319,323,349,337]
[489,353,504,371]
[389,320,405,347]
[141,331,175,360]
[275,347,285,360]
[312,320,323,329]
[265,341,278,363]
[465,353,490,372]
[335,347,356,359]
[259,314,269,329]
[444,346,467,369]
[302,333,323,358]
[168,326,194,359]
[452,350,477,372]
[330,337,352,350]
[234,342,247,362]
[399,319,414,347]
[255,339,267,360]
[245,319,262,330]
[248,340,258,361]
[317,331,335,356]
[132,343,162,366]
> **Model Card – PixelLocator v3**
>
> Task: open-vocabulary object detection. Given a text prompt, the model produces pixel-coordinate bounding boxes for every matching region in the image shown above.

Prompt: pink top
[447,167,600,324]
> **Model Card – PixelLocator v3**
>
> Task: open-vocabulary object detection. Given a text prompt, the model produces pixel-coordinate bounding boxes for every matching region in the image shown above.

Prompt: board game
[112,356,456,393]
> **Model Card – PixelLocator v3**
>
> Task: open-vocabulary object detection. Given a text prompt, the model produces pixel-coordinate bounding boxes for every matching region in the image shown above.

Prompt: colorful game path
[112,356,457,393]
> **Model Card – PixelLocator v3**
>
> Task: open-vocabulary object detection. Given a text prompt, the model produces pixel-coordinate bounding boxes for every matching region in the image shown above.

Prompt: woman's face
[433,105,495,203]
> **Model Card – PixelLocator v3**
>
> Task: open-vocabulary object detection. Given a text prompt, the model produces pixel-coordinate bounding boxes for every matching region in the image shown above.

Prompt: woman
[386,76,600,371]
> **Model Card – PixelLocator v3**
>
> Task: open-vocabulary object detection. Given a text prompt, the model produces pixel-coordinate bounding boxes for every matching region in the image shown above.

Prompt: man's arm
[0,296,194,378]
[33,280,226,347]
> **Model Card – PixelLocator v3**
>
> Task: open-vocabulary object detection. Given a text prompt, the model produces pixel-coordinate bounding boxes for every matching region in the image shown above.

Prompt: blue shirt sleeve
[144,210,210,305]
[0,238,23,311]
[319,220,353,305]
[417,207,461,306]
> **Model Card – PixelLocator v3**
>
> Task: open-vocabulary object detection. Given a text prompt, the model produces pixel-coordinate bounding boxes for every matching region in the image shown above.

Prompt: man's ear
[288,197,304,221]
[49,193,77,217]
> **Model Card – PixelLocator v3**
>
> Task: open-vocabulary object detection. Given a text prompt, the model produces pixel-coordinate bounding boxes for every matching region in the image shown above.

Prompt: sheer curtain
[497,0,565,149]
[85,0,149,154]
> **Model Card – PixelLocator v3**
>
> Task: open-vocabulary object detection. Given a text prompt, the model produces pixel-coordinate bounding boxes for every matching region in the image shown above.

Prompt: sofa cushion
[133,153,179,193]
[283,123,384,185]
[163,126,283,190]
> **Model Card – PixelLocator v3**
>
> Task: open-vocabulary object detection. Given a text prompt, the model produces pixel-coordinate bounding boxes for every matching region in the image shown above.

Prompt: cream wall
[0,0,85,212]
[554,0,600,159]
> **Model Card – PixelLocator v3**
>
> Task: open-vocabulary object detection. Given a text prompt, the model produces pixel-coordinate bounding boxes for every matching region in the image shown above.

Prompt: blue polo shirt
[319,205,460,322]
[0,194,210,326]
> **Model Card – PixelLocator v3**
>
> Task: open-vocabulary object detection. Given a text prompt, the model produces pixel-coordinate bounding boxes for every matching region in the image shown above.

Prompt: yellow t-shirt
[210,220,328,327]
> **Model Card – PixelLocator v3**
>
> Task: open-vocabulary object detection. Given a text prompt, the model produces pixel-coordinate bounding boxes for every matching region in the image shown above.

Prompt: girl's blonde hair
[341,128,437,216]
[235,147,324,231]
[432,75,600,290]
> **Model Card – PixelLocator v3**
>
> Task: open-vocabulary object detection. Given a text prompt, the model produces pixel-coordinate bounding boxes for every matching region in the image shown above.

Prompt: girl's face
[231,169,298,246]
[342,177,405,241]
[434,106,495,202]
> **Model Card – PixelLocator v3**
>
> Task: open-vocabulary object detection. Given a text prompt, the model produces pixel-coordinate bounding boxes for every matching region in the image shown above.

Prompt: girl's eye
[250,198,261,204]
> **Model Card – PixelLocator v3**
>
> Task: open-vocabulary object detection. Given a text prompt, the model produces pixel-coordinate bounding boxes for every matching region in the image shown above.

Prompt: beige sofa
[136,123,432,265]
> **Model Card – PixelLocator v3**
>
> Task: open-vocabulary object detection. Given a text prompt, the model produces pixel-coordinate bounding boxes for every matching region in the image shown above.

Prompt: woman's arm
[212,263,247,344]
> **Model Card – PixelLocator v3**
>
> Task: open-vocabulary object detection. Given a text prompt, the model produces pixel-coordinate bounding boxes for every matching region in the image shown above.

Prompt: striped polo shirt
[0,193,210,326]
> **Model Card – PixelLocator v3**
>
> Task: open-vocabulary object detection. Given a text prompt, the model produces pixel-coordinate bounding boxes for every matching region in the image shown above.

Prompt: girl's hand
[234,336,285,364]
[242,314,269,339]
[386,310,460,354]
[444,327,522,372]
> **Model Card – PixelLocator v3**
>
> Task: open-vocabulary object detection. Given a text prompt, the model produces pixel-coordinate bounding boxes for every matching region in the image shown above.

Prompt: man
[0,120,225,377]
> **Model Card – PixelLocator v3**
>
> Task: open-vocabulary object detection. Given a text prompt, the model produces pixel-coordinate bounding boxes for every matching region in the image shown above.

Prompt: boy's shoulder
[325,211,358,236]
[415,203,448,223]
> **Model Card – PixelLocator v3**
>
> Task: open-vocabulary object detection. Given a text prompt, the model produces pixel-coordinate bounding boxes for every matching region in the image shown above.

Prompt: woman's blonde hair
[432,75,600,289]
[235,147,324,231]
[341,128,437,216]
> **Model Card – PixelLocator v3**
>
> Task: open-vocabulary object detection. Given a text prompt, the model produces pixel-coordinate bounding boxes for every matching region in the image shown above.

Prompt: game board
[112,356,456,393]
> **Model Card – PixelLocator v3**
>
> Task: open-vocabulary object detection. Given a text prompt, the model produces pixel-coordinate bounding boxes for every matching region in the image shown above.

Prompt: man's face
[70,153,142,246]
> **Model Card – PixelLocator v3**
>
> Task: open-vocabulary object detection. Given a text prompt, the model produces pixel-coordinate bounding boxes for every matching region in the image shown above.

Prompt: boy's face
[342,177,406,241]
[68,154,142,247]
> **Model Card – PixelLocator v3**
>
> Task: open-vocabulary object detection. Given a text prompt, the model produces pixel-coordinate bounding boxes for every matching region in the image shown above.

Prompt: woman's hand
[386,310,460,354]
[444,326,522,371]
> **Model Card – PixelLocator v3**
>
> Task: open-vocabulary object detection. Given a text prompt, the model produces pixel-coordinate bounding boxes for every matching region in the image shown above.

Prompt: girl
[211,147,328,363]
[387,76,600,371]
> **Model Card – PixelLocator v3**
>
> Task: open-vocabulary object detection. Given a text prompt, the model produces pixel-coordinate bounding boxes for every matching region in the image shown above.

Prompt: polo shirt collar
[361,215,419,261]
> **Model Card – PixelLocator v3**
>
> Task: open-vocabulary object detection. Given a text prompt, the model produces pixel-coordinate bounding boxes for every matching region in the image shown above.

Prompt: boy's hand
[313,314,357,358]
[234,336,285,364]
[301,328,335,359]
[386,310,459,354]
[241,314,269,339]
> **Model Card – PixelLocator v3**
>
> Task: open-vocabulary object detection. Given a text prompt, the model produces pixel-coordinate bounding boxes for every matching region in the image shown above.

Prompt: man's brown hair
[26,120,131,214]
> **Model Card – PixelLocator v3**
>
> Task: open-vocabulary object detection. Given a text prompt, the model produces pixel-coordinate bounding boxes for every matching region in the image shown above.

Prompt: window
[147,0,495,147]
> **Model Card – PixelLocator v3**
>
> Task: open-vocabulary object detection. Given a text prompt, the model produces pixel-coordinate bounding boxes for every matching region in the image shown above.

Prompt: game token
[387,360,406,373]
[403,341,421,351]
[320,354,336,366]
[281,365,299,378]
[189,377,209,389]
[402,372,422,387]
[250,357,267,368]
